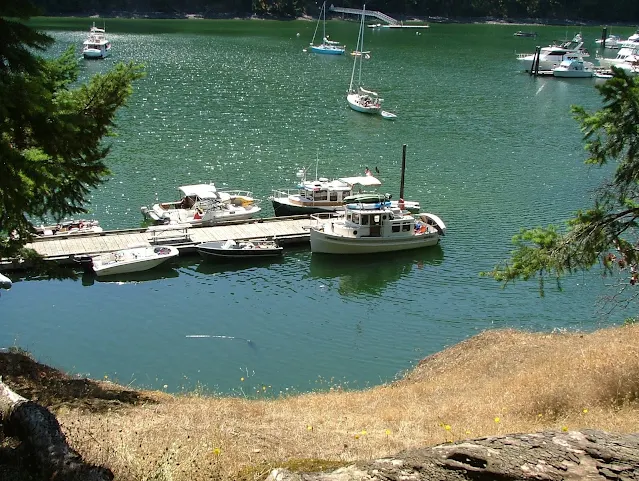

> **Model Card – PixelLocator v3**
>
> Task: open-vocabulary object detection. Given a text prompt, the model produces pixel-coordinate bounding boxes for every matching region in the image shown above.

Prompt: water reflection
[194,254,286,275]
[307,246,444,297]
[81,265,180,286]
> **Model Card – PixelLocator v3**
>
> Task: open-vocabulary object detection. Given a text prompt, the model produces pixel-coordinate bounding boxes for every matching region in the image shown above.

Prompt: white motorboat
[82,23,111,59]
[347,5,384,115]
[595,34,623,49]
[270,167,420,217]
[596,40,639,68]
[309,1,345,55]
[381,110,397,120]
[141,184,261,227]
[552,58,595,78]
[0,273,12,290]
[197,239,283,260]
[84,246,180,277]
[34,219,103,237]
[516,34,590,72]
[309,201,446,255]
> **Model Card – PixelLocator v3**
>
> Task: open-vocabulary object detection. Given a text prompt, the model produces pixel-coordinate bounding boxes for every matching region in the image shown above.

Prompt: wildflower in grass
[212,447,221,456]
[307,425,313,431]
[582,408,588,414]
[494,417,500,423]
[444,424,451,431]
[562,426,568,432]
[385,429,391,436]
[538,413,543,418]
[354,434,360,439]
[465,430,471,435]
[361,430,367,436]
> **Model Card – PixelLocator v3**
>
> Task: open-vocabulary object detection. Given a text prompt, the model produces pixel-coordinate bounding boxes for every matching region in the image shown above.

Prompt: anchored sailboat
[310,1,345,55]
[347,5,383,114]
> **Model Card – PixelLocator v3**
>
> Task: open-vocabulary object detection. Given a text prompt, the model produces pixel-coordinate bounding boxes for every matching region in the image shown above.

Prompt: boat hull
[347,93,381,114]
[311,45,344,55]
[271,198,338,217]
[92,247,179,276]
[310,228,439,254]
[83,47,111,59]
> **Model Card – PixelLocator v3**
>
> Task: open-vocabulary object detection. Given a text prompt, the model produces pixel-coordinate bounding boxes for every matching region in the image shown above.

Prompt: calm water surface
[1,21,634,395]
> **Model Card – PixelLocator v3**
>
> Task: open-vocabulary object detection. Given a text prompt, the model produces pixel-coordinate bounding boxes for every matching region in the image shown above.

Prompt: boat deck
[2,216,312,271]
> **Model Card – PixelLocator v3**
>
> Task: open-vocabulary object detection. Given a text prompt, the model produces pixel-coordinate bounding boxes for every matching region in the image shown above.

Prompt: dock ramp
[328,5,399,25]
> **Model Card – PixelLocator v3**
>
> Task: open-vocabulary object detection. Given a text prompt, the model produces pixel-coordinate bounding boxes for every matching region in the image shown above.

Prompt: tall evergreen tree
[0,2,144,259]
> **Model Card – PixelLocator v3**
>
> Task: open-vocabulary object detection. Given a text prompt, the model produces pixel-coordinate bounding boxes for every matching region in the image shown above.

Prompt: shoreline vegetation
[2,324,639,480]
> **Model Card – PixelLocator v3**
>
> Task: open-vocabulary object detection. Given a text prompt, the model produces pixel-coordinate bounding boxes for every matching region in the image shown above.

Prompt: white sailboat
[347,5,383,114]
[309,1,345,55]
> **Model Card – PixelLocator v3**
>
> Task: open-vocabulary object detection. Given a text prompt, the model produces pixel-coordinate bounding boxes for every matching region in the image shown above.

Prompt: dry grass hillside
[2,324,639,480]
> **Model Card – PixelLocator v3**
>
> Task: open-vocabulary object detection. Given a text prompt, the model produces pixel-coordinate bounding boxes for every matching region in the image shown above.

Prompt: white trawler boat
[141,184,261,226]
[309,200,446,255]
[82,23,111,59]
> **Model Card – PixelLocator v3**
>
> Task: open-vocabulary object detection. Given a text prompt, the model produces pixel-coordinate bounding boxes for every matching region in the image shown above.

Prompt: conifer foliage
[0,2,144,258]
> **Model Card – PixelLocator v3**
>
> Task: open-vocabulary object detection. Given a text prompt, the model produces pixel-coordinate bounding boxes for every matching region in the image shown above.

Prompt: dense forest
[29,0,639,24]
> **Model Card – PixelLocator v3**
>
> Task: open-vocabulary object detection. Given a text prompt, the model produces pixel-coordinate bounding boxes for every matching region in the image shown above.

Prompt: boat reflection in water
[307,245,444,297]
[194,254,286,275]
[81,264,180,286]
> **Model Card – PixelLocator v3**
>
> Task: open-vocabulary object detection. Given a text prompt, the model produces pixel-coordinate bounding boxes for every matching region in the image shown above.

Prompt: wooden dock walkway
[4,216,313,270]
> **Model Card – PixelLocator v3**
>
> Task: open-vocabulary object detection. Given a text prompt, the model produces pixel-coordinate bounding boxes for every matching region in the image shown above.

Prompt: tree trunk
[267,429,639,480]
[0,379,113,481]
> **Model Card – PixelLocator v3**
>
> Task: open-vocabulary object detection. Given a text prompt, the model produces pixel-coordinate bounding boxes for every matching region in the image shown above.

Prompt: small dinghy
[381,111,397,120]
[197,239,283,260]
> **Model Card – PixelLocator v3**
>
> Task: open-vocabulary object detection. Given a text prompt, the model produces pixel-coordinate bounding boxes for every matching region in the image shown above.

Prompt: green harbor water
[1,19,635,395]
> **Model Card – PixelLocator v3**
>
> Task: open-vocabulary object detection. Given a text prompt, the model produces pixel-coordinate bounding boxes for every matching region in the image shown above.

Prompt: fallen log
[0,378,113,481]
[267,429,639,481]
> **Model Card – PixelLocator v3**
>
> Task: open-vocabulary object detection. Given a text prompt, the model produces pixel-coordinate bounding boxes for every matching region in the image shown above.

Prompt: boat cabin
[329,203,437,239]
[289,175,382,207]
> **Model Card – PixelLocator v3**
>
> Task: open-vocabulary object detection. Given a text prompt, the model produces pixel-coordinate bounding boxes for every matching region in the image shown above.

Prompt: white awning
[178,184,218,198]
[339,176,382,187]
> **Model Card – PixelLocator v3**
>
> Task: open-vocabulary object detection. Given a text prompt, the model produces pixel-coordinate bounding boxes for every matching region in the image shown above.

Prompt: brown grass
[4,325,639,480]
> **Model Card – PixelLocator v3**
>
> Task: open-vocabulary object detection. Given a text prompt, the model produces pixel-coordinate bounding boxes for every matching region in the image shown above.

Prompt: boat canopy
[339,175,382,187]
[178,184,218,198]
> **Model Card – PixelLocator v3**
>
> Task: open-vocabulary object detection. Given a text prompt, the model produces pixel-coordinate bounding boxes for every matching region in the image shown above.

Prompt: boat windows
[361,215,369,226]
[330,192,338,201]
[402,223,411,232]
[314,191,328,201]
[392,225,400,233]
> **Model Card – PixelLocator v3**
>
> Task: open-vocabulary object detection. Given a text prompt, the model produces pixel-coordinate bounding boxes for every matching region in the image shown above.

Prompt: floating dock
[1,216,312,272]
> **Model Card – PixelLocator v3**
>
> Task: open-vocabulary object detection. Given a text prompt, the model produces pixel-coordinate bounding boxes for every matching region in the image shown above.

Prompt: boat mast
[311,2,323,45]
[322,1,326,41]
[358,6,366,86]
[348,5,365,92]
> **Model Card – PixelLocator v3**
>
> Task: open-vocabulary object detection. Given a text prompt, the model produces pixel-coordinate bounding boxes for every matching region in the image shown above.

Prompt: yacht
[516,34,590,72]
[597,40,639,69]
[82,23,111,59]
[552,58,595,78]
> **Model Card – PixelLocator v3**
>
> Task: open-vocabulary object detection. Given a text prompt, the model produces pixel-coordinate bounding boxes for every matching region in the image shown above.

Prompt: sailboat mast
[322,1,326,41]
[357,5,366,86]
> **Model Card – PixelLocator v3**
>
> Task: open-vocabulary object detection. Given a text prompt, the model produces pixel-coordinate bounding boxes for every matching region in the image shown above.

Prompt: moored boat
[0,273,12,290]
[516,34,590,72]
[80,245,179,277]
[34,219,103,237]
[552,58,595,78]
[82,23,111,59]
[197,239,283,260]
[309,1,345,55]
[141,184,261,226]
[309,201,446,255]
